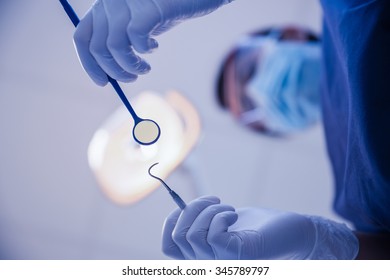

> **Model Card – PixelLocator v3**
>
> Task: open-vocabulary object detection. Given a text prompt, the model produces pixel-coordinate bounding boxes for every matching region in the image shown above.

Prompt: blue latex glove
[162,196,359,259]
[73,0,234,86]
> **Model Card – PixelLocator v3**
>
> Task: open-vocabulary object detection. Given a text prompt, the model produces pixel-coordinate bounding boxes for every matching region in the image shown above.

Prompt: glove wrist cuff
[306,216,359,260]
[151,0,234,22]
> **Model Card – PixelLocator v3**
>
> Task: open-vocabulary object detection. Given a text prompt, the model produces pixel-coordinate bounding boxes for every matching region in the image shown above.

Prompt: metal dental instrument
[148,163,186,210]
[59,0,161,145]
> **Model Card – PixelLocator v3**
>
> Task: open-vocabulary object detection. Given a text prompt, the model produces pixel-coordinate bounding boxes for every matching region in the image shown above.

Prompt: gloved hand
[73,0,234,86]
[162,196,359,259]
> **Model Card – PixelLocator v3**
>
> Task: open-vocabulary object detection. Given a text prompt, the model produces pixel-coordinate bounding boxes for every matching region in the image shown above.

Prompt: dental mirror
[59,0,161,145]
[133,118,161,145]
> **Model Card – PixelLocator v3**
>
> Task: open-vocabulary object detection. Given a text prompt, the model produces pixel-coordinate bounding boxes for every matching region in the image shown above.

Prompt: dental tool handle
[58,0,141,123]
[109,77,141,123]
[59,0,80,26]
[170,190,186,210]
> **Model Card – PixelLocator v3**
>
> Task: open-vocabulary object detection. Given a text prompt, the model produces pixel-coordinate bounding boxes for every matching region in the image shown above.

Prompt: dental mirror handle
[109,77,141,123]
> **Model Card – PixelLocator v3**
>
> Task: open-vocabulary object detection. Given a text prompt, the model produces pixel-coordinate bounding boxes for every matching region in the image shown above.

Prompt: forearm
[354,232,390,259]
[152,0,234,20]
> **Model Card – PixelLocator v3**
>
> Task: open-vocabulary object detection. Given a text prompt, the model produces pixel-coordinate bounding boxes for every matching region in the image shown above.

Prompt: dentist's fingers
[208,211,241,259]
[171,196,220,259]
[126,0,160,54]
[103,0,151,74]
[73,11,108,86]
[162,208,184,259]
[90,1,137,82]
[187,204,235,259]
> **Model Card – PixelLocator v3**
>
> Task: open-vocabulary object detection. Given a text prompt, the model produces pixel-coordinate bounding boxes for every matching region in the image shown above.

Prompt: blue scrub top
[321,0,390,232]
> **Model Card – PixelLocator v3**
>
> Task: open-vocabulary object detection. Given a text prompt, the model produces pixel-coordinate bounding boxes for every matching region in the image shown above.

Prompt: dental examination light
[58,0,161,145]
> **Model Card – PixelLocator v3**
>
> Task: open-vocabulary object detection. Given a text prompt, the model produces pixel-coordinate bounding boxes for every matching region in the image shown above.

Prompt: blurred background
[0,0,342,259]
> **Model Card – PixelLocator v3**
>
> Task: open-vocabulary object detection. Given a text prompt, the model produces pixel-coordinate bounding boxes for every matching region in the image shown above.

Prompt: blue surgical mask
[244,40,322,134]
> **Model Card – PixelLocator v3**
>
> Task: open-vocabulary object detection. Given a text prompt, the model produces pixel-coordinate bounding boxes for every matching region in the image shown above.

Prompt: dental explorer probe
[148,163,187,210]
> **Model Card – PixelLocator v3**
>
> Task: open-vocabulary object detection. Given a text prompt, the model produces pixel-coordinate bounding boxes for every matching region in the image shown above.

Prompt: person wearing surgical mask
[216,27,322,136]
[72,0,390,259]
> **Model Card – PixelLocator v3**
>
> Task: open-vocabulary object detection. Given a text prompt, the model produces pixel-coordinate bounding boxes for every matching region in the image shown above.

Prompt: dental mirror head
[133,119,161,145]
